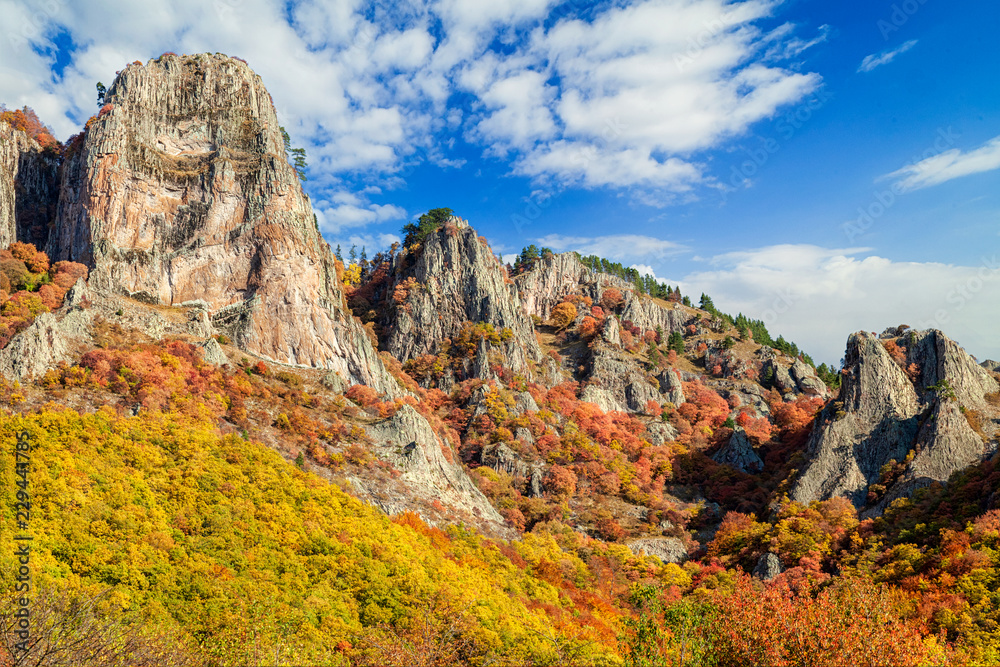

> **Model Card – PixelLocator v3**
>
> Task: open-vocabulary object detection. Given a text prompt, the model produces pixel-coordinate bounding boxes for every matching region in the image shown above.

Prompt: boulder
[481,442,529,478]
[197,337,229,367]
[790,359,829,397]
[626,537,688,564]
[712,428,764,474]
[753,552,783,580]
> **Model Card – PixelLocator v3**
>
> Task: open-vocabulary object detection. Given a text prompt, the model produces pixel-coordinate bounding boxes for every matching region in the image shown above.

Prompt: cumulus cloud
[314,199,407,234]
[858,39,918,73]
[684,245,1000,364]
[883,134,1000,192]
[536,234,688,260]
[0,0,824,205]
[630,264,680,286]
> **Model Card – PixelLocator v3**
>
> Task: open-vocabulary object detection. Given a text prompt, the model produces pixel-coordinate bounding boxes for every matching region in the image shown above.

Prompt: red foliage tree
[600,288,623,311]
[346,384,379,407]
[714,575,937,667]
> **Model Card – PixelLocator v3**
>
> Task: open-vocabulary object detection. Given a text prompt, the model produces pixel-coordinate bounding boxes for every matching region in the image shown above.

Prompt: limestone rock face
[868,399,990,516]
[907,330,999,412]
[712,427,764,473]
[516,252,599,321]
[388,220,540,379]
[481,442,529,478]
[585,342,659,413]
[791,332,922,507]
[791,330,999,513]
[47,54,396,392]
[626,537,688,564]
[619,294,686,336]
[362,405,506,530]
[0,121,60,249]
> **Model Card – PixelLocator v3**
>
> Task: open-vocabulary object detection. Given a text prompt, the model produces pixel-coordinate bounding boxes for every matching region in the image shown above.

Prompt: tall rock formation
[0,121,60,249]
[516,251,599,321]
[790,330,998,513]
[47,53,396,392]
[385,219,541,379]
[516,251,686,334]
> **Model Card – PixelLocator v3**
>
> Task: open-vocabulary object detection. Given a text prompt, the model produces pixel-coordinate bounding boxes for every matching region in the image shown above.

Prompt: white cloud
[315,200,407,235]
[883,135,1000,192]
[685,244,1000,365]
[858,39,918,73]
[0,0,824,211]
[329,232,404,258]
[630,264,680,286]
[536,234,688,260]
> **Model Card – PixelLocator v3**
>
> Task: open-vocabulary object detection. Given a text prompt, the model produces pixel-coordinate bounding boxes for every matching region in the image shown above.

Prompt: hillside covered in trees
[1,53,999,667]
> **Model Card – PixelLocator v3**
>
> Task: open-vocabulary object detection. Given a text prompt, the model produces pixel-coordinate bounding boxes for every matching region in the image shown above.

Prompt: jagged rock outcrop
[481,442,530,478]
[712,427,764,473]
[515,251,686,337]
[512,391,539,415]
[387,220,540,380]
[790,330,999,513]
[619,295,686,336]
[516,252,601,321]
[46,53,396,392]
[626,537,688,564]
[361,405,506,530]
[0,121,60,249]
[981,360,999,373]
[584,342,660,413]
[602,316,621,347]
[656,369,685,405]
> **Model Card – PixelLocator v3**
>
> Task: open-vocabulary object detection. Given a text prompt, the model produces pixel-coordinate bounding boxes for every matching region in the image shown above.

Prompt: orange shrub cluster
[0,243,88,348]
[0,106,59,150]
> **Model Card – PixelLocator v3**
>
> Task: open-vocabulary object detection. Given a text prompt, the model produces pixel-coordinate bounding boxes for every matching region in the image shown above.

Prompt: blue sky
[1,0,998,365]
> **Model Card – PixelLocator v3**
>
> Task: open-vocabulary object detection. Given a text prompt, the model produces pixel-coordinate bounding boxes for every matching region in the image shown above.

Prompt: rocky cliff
[385,219,541,380]
[0,121,60,249]
[516,251,686,335]
[516,251,600,321]
[790,329,998,513]
[46,54,396,392]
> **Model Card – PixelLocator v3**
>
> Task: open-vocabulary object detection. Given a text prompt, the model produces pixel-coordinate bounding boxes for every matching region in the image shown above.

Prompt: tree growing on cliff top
[402,208,454,248]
